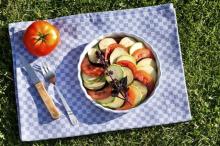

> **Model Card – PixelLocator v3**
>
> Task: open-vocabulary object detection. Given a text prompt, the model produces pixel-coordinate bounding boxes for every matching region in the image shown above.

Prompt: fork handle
[35,82,60,119]
[55,86,78,125]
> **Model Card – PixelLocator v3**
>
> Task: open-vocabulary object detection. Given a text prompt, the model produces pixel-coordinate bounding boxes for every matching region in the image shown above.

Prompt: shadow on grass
[0,21,21,144]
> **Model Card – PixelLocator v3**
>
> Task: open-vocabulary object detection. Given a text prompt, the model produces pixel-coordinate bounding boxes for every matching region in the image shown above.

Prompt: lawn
[0,0,219,145]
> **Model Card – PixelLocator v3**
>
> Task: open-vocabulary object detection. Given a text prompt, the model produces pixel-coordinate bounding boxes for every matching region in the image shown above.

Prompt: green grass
[0,0,219,145]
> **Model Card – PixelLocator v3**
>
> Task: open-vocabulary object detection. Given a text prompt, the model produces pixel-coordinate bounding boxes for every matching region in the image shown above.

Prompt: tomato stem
[34,33,49,45]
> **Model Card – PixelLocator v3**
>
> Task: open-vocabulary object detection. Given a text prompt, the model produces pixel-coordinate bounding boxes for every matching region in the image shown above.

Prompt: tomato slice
[104,43,128,60]
[117,86,136,110]
[87,86,112,100]
[118,102,133,110]
[81,56,105,76]
[132,48,154,62]
[134,70,155,93]
[116,60,136,75]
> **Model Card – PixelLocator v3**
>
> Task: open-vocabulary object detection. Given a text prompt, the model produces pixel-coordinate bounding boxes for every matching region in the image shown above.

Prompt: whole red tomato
[23,20,60,56]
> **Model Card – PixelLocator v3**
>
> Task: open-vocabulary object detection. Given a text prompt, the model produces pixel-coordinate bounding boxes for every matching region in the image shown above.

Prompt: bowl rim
[77,32,161,113]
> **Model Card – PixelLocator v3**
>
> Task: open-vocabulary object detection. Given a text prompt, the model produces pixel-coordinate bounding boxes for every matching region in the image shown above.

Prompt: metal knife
[20,55,60,119]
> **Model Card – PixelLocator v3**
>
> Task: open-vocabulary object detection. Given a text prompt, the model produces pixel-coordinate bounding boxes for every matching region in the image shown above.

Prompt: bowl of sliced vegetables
[78,32,160,113]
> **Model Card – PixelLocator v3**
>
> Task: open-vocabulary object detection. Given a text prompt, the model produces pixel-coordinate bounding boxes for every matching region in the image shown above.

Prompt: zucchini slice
[102,94,125,109]
[137,58,157,69]
[105,64,124,83]
[88,48,100,64]
[83,78,106,90]
[119,37,136,48]
[129,42,145,55]
[131,80,148,101]
[96,96,115,104]
[122,67,134,85]
[109,48,128,64]
[116,55,136,65]
[99,38,116,52]
[82,73,100,82]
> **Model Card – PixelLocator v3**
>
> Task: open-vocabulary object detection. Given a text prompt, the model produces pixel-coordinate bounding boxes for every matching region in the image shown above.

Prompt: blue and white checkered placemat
[9,3,191,141]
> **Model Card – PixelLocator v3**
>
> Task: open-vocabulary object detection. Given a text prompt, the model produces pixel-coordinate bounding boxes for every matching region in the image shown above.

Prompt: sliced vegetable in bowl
[119,37,136,48]
[129,42,145,55]
[78,32,161,113]
[105,64,124,83]
[122,67,134,85]
[99,38,117,52]
[109,47,128,64]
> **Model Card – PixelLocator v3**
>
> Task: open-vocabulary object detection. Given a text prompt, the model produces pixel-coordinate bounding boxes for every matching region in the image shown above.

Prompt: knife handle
[35,82,60,119]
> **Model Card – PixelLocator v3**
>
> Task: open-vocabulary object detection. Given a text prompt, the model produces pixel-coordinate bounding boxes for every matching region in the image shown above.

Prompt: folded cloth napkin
[9,3,191,141]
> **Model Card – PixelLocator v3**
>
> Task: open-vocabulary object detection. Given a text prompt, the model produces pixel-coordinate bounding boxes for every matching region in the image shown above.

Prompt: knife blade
[19,55,60,119]
[19,55,41,85]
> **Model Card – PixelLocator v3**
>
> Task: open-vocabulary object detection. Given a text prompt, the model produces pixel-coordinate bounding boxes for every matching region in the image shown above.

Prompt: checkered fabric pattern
[9,3,191,141]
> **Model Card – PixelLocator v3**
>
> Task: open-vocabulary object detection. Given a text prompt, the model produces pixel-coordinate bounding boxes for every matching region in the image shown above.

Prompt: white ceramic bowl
[78,32,161,113]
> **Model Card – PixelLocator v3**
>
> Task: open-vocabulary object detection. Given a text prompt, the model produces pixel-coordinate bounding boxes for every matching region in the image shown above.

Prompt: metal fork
[41,62,78,125]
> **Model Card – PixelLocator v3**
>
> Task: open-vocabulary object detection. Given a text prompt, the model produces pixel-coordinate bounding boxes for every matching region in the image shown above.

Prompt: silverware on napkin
[41,62,78,125]
[19,55,60,119]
